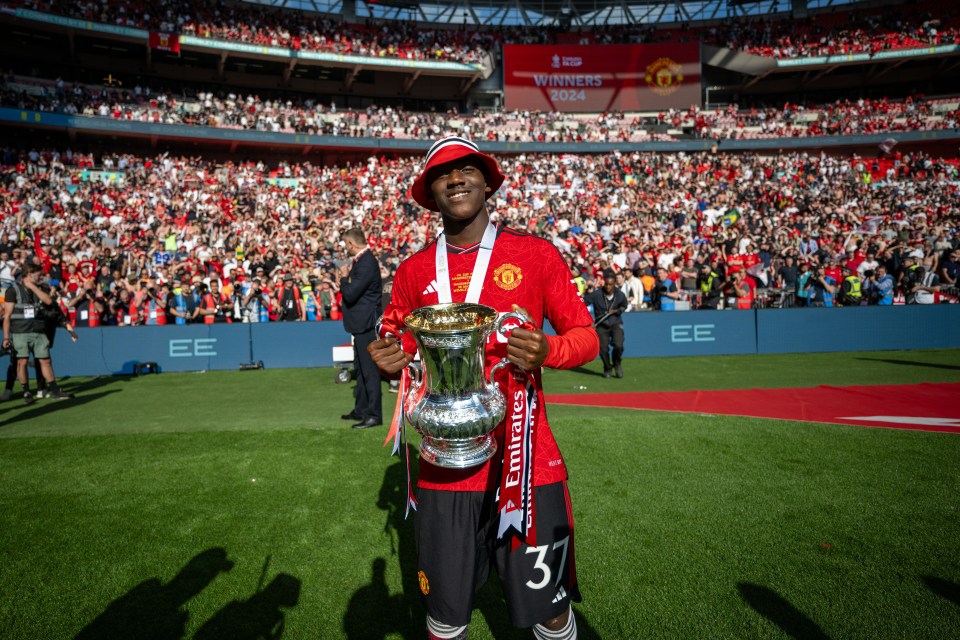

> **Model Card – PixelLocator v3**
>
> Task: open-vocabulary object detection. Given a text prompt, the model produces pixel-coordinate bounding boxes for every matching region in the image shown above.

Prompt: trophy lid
[404,302,497,332]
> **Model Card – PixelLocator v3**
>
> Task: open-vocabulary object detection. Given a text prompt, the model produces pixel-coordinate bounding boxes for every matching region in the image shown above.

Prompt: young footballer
[368,136,599,640]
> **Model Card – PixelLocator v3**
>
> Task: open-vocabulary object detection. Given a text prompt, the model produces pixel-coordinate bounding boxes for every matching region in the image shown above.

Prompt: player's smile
[429,159,489,219]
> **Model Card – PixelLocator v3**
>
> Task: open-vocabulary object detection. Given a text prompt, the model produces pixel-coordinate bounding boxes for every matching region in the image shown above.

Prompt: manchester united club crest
[645,57,684,96]
[493,263,523,291]
[418,570,430,595]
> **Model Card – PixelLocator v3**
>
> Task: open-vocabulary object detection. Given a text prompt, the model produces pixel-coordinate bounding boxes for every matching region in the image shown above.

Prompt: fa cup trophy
[402,302,526,469]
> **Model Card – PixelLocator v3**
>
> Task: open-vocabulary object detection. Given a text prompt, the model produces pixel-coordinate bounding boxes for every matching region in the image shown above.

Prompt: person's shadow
[737,582,831,640]
[192,571,301,640]
[344,449,421,638]
[343,558,401,640]
[922,575,960,608]
[74,547,234,640]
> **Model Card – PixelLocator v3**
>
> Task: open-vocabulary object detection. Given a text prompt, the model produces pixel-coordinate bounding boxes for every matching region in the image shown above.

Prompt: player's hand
[368,337,412,376]
[506,304,549,370]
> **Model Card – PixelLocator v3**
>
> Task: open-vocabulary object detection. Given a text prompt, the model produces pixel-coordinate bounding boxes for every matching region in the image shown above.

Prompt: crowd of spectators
[10,0,493,65]
[2,144,957,328]
[6,0,960,63]
[702,4,960,59]
[3,74,958,143]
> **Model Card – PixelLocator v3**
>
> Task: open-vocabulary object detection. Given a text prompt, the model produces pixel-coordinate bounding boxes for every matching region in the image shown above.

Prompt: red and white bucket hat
[411,136,505,211]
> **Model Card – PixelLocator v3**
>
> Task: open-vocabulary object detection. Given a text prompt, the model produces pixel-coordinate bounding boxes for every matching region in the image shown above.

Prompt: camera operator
[275,274,304,322]
[242,277,271,323]
[2,263,70,404]
[198,279,232,324]
[113,287,138,326]
[68,279,104,327]
[140,282,167,326]
[804,265,837,307]
[33,279,76,399]
[908,255,943,304]
[898,254,924,302]
[872,264,895,305]
[230,276,248,322]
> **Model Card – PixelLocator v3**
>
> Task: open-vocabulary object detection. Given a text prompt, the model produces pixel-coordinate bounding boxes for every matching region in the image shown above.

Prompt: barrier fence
[40,305,960,378]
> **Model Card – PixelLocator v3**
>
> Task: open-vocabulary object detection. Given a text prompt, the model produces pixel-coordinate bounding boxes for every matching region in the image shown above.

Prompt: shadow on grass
[75,548,235,640]
[923,576,960,608]
[738,583,830,640]
[855,357,960,371]
[0,389,121,427]
[193,569,301,640]
[342,449,420,639]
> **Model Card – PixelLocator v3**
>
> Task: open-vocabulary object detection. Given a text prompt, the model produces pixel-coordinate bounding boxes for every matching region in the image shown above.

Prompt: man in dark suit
[339,228,383,429]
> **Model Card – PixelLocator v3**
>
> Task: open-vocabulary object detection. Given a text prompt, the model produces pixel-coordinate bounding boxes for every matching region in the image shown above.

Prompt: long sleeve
[543,326,599,370]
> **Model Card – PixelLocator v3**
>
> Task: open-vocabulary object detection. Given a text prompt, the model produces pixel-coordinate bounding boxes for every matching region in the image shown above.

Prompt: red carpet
[546,383,960,434]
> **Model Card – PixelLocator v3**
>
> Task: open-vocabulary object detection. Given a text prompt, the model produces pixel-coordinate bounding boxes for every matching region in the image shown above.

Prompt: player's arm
[521,244,599,371]
[2,299,13,346]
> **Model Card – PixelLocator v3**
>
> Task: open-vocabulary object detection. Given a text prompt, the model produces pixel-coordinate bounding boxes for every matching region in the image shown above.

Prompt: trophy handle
[495,310,532,337]
[407,361,423,385]
[488,357,510,385]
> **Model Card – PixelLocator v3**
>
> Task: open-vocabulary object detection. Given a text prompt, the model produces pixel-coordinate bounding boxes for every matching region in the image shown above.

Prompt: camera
[0,343,15,358]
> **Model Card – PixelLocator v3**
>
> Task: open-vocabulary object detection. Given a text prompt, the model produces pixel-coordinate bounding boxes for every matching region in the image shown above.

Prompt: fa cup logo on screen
[645,57,684,96]
[551,54,583,69]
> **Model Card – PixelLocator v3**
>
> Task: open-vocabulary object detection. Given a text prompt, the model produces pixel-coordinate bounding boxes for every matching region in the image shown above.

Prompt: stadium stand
[0,0,958,325]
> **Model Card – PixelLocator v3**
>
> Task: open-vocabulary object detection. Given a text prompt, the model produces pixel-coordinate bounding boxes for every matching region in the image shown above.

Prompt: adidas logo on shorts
[552,586,567,604]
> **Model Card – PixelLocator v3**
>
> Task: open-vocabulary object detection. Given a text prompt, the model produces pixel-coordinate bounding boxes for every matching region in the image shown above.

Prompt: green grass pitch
[1,349,959,639]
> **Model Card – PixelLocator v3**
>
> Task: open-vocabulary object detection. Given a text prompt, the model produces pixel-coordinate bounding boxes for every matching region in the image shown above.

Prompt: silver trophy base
[419,435,498,469]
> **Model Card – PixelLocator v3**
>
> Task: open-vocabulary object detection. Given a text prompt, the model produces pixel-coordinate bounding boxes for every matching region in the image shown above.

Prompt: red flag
[33,231,52,274]
[148,32,181,53]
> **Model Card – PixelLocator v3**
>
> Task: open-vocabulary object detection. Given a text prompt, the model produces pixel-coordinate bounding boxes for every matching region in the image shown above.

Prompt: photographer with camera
[907,255,943,304]
[242,277,272,323]
[872,264,895,305]
[31,279,76,399]
[803,264,837,307]
[68,279,104,327]
[275,274,305,322]
[729,269,755,310]
[198,279,232,324]
[898,254,924,302]
[140,282,168,326]
[2,263,71,404]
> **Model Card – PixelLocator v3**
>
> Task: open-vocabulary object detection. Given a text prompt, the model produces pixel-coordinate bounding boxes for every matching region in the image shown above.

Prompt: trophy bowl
[403,302,522,469]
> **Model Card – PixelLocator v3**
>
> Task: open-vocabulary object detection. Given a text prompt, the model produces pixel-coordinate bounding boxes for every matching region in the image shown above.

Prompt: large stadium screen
[503,43,701,112]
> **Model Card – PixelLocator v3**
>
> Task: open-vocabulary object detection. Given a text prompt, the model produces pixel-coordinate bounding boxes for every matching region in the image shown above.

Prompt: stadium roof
[246,0,870,27]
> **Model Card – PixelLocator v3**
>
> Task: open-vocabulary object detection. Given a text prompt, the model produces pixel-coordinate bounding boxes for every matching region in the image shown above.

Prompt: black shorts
[414,481,580,629]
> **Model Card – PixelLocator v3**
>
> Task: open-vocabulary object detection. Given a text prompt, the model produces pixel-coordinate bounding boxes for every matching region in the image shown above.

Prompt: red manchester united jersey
[387,226,594,492]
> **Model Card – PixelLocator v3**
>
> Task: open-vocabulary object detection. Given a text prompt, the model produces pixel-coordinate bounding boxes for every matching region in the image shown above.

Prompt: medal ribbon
[435,221,497,304]
[383,364,423,518]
